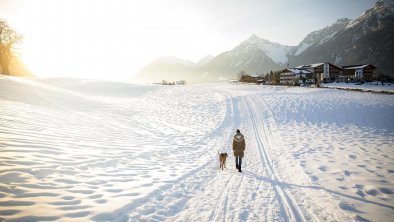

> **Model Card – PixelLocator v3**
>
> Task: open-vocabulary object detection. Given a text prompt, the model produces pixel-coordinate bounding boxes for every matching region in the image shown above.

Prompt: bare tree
[0,19,22,75]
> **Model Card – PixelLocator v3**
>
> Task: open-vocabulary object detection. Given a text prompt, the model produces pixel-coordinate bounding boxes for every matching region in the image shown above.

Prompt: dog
[218,152,228,170]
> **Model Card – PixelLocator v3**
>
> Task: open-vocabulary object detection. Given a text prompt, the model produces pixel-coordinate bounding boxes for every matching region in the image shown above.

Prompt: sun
[7,0,213,81]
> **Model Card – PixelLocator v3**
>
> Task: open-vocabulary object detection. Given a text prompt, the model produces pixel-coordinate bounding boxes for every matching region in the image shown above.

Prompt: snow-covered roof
[283,68,312,74]
[342,64,376,69]
[296,62,343,70]
[296,63,324,68]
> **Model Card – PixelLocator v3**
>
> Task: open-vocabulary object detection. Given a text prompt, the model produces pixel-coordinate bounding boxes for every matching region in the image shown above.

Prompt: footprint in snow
[95,199,107,204]
[348,154,357,160]
[379,187,394,194]
[0,210,21,216]
[343,170,351,176]
[318,166,327,172]
[356,189,365,197]
[354,215,370,222]
[366,189,378,196]
[354,184,364,189]
[238,210,250,221]
[62,196,75,200]
[64,211,90,218]
[339,202,364,213]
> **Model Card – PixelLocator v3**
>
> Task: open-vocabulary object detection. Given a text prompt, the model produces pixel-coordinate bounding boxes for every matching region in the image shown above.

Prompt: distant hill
[134,0,394,83]
[134,56,200,83]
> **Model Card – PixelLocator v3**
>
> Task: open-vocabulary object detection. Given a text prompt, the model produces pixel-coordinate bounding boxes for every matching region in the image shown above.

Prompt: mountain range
[135,0,394,83]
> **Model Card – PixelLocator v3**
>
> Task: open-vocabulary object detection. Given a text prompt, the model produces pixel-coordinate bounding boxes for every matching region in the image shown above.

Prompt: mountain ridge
[135,0,394,82]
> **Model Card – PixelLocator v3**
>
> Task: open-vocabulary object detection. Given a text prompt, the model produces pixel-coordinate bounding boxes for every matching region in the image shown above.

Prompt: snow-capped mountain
[200,35,289,80]
[290,18,352,56]
[238,34,291,64]
[135,0,394,82]
[134,36,291,82]
[347,0,394,29]
[290,0,394,74]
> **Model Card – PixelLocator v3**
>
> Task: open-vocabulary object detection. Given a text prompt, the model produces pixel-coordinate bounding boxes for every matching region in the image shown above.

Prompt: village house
[256,75,268,85]
[296,62,342,82]
[240,74,264,83]
[175,80,186,85]
[341,64,377,81]
[279,68,313,85]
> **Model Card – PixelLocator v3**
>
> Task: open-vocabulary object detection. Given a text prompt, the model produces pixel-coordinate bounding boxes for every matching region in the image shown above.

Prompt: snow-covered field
[322,82,394,93]
[0,75,393,222]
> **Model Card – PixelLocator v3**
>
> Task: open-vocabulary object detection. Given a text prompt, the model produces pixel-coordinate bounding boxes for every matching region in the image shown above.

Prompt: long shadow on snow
[242,171,394,211]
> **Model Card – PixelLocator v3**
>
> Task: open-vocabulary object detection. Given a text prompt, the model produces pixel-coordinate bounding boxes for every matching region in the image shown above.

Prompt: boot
[236,164,239,170]
[238,164,242,173]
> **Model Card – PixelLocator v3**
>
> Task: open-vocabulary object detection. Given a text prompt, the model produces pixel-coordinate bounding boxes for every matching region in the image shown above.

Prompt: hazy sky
[0,0,375,81]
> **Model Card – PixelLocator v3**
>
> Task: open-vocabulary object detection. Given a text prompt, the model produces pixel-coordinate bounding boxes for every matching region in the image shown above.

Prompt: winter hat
[236,129,240,133]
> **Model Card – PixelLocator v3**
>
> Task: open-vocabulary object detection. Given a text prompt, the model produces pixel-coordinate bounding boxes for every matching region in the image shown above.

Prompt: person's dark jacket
[232,133,245,157]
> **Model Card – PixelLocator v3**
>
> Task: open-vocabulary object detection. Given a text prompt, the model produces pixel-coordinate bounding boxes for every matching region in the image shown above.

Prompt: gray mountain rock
[290,0,394,75]
[135,0,394,83]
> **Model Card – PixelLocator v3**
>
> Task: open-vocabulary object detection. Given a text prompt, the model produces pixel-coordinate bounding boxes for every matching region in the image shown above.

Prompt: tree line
[238,69,282,84]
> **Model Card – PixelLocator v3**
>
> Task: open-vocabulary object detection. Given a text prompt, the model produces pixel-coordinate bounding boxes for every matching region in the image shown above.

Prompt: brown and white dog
[218,152,228,170]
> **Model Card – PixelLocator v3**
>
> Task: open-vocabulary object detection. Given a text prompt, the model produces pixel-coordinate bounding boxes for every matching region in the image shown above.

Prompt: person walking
[233,129,245,173]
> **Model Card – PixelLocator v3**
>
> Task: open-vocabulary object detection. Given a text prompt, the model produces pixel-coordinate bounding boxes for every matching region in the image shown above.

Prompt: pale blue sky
[185,0,375,46]
[0,0,376,80]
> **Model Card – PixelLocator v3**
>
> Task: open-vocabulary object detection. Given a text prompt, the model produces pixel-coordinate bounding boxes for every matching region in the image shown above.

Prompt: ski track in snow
[0,76,393,222]
[243,97,305,222]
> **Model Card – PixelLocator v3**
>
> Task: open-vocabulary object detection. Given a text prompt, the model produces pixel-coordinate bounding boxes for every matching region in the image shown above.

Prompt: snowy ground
[321,82,394,93]
[0,75,393,222]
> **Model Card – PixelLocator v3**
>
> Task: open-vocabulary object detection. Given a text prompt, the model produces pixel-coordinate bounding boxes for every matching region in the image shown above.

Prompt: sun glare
[7,0,211,81]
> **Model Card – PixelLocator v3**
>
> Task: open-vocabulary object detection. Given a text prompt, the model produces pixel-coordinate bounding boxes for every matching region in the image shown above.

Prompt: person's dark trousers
[235,156,242,172]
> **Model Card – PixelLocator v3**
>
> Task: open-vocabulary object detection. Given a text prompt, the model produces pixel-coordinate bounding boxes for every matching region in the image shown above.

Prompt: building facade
[341,64,377,81]
[280,68,312,85]
[297,62,342,82]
